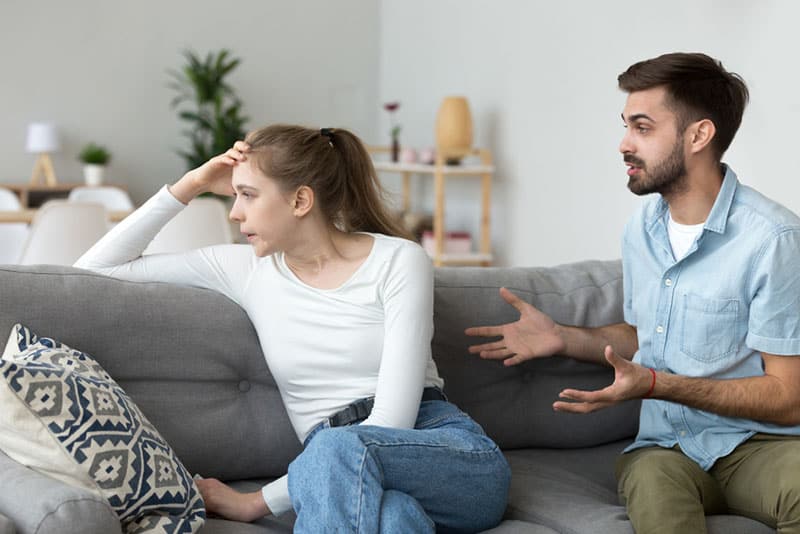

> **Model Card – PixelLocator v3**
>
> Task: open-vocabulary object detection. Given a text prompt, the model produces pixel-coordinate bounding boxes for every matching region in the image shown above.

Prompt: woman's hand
[195,477,270,521]
[169,141,250,204]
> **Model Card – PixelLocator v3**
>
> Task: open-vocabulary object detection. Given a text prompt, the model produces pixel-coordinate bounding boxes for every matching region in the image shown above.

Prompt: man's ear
[293,185,314,216]
[687,119,716,154]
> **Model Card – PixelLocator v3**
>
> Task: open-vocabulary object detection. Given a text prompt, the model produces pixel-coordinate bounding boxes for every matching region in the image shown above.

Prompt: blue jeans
[287,399,511,533]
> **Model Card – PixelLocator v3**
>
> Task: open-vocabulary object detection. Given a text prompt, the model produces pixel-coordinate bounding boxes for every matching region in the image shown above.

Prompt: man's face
[619,87,688,197]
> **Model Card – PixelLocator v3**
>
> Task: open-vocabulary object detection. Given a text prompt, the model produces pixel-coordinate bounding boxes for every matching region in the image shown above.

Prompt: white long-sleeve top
[75,186,444,515]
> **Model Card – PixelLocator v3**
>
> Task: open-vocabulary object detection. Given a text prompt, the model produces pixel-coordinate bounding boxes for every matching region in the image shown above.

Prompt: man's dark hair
[618,52,749,161]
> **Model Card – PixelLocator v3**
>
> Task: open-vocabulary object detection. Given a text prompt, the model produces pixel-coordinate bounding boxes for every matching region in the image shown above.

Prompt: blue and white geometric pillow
[0,324,205,534]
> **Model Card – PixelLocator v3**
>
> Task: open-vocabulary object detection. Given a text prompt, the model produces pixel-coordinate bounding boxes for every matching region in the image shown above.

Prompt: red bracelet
[643,368,657,398]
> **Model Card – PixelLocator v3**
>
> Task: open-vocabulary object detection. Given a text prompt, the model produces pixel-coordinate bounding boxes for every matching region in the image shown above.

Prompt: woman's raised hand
[170,141,250,204]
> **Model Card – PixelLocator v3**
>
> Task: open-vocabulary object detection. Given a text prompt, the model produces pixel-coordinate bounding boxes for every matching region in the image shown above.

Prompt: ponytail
[245,124,411,240]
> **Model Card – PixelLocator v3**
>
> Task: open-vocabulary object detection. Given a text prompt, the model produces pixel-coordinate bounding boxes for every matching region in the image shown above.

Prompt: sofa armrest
[0,450,121,534]
[0,513,14,534]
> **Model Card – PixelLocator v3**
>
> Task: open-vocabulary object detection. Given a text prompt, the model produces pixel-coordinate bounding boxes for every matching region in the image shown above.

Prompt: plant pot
[83,164,105,186]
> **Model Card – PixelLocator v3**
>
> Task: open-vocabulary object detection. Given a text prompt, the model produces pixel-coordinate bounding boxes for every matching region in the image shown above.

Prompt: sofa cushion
[0,448,122,534]
[504,443,775,534]
[0,324,205,533]
[433,260,640,449]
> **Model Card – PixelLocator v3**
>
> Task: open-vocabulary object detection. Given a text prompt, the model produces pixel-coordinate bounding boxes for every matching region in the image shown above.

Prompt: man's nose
[619,130,634,154]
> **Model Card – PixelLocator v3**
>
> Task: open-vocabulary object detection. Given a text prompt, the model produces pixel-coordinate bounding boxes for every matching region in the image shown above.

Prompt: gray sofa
[0,261,774,534]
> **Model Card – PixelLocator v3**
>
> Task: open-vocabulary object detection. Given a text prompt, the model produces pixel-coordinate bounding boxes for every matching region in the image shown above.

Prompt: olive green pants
[616,434,800,534]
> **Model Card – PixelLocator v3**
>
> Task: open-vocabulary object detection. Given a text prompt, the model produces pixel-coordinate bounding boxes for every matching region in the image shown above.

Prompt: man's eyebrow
[622,112,655,123]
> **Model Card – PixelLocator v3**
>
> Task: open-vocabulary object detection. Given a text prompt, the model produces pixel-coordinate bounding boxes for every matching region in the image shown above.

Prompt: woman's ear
[688,119,716,154]
[292,185,314,216]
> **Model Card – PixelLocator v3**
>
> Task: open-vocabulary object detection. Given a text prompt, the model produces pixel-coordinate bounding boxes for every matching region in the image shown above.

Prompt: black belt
[327,387,446,428]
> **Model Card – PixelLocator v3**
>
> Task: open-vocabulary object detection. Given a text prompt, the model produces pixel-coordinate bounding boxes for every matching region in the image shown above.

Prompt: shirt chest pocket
[680,294,740,362]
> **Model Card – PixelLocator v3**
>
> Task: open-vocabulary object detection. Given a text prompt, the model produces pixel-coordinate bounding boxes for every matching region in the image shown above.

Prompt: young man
[467,52,800,533]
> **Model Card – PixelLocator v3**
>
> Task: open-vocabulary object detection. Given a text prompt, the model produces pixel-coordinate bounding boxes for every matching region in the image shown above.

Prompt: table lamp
[26,122,60,186]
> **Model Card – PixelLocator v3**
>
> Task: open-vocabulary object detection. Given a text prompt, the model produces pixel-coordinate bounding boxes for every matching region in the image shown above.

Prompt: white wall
[378,0,800,267]
[3,1,799,268]
[0,0,380,204]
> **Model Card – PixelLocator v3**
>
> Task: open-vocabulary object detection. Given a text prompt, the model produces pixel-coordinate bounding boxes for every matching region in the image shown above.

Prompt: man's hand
[553,345,653,413]
[195,477,270,522]
[465,287,566,366]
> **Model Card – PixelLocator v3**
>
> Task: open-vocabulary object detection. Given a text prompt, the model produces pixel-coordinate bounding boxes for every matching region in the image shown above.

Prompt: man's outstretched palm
[465,287,566,366]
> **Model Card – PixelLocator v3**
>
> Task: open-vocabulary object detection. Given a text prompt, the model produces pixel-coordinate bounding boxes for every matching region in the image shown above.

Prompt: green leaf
[169,47,250,170]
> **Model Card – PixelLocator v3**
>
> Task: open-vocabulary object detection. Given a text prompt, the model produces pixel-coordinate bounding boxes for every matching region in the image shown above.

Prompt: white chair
[19,201,109,266]
[0,187,29,264]
[68,186,134,211]
[144,197,233,255]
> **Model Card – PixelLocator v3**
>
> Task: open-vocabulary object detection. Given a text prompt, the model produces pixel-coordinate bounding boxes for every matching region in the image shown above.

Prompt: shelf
[437,253,494,265]
[373,161,494,176]
[3,183,128,208]
[371,147,493,267]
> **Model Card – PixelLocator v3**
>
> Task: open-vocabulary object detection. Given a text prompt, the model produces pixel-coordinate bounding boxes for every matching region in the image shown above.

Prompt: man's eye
[637,126,649,133]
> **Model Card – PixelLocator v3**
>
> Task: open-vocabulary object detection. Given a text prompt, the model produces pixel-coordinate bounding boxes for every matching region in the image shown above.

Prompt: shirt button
[665,278,673,286]
[680,430,687,437]
[656,326,664,334]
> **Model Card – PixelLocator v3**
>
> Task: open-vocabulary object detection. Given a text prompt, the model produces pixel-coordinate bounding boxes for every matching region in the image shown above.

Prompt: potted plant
[78,143,111,186]
[168,49,249,172]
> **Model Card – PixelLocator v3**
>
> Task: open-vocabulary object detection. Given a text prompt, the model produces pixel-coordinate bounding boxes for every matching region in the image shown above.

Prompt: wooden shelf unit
[372,147,494,267]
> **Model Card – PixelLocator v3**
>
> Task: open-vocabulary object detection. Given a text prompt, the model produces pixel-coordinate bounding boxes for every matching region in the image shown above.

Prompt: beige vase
[435,96,473,163]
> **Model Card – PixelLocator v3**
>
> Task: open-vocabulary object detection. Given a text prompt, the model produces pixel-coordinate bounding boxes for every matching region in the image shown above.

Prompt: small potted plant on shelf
[78,143,111,186]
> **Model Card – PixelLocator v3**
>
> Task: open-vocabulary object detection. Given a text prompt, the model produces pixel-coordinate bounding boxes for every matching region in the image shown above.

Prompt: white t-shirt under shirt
[75,185,444,515]
[667,212,705,261]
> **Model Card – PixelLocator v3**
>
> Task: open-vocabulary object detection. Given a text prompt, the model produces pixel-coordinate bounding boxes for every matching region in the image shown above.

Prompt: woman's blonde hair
[244,124,411,239]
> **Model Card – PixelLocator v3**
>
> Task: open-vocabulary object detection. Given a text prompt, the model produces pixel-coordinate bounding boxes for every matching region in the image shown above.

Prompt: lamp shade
[25,122,60,153]
[435,96,473,161]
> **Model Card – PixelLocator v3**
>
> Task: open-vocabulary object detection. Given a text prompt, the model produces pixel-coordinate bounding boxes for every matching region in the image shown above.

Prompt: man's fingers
[478,348,515,360]
[552,400,615,413]
[465,325,502,338]
[499,287,528,313]
[558,385,615,403]
[467,339,506,354]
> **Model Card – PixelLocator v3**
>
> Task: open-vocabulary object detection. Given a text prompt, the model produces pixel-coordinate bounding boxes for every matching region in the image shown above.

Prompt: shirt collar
[647,163,738,236]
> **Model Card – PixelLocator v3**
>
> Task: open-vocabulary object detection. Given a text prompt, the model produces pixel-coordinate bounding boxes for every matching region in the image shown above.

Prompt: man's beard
[626,137,688,197]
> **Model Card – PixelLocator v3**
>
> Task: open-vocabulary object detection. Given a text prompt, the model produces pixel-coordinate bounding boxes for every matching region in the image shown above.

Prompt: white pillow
[0,323,205,533]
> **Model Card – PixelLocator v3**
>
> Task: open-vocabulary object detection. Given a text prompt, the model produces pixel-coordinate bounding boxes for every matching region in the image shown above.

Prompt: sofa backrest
[433,260,640,449]
[0,260,638,481]
[0,265,301,481]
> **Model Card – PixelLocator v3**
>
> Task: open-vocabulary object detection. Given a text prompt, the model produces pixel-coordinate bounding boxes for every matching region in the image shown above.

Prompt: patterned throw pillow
[0,323,205,533]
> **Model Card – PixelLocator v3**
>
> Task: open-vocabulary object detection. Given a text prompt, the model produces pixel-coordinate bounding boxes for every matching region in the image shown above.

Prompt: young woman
[75,125,510,532]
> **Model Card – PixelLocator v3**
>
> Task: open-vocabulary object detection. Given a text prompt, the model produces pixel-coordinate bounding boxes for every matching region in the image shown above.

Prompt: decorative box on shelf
[421,230,472,257]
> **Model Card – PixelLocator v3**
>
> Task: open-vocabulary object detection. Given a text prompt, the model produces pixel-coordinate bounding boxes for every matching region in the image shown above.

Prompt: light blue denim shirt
[622,165,800,470]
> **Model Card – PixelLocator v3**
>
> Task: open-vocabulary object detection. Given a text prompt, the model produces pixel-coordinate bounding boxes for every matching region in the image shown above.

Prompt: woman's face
[229,160,297,257]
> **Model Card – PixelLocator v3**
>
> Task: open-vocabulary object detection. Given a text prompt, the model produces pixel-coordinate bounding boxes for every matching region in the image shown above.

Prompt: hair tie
[320,128,335,147]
